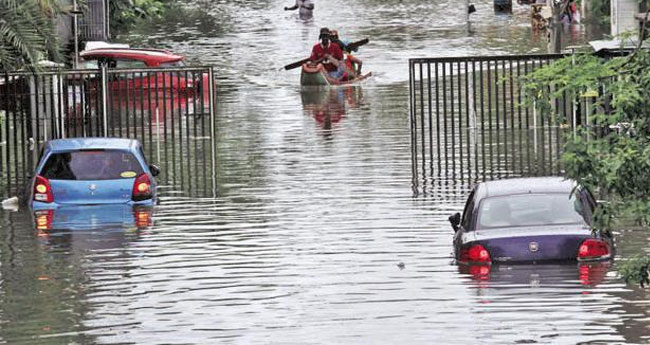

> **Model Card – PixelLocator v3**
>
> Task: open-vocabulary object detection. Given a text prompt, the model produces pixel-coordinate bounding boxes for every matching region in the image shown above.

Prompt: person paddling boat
[309,28,344,79]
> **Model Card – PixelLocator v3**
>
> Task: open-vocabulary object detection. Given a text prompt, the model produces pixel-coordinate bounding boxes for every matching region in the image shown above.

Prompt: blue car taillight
[460,244,491,264]
[33,175,53,203]
[577,238,611,261]
[132,173,152,201]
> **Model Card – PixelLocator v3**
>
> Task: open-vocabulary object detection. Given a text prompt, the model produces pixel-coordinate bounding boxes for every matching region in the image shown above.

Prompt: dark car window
[461,190,476,230]
[477,193,588,229]
[41,150,143,181]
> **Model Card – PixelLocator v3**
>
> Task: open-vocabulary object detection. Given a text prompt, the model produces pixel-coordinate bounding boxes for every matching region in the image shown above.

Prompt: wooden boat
[300,63,371,86]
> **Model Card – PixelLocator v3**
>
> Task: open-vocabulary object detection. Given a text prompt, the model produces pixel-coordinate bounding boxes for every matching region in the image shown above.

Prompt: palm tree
[0,0,61,70]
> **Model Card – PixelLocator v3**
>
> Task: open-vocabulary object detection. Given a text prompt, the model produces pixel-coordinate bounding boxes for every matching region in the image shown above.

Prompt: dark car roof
[479,177,576,198]
[45,138,139,153]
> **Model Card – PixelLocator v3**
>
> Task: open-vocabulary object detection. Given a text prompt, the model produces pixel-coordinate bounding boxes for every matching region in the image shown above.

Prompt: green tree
[0,0,62,70]
[524,34,650,286]
[109,0,168,35]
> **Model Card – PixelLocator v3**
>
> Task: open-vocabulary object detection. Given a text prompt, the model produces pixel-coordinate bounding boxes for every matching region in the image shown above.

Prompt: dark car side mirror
[449,212,461,232]
[149,164,160,177]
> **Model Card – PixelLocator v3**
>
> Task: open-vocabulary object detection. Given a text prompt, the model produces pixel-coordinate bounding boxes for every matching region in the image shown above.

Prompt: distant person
[310,28,344,78]
[284,0,314,19]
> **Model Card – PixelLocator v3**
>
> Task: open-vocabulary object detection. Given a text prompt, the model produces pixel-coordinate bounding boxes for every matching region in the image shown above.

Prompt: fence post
[208,67,217,197]
[533,100,538,155]
[101,65,108,137]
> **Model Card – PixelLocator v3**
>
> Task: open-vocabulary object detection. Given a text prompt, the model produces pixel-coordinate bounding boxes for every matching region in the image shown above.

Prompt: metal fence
[409,53,594,192]
[79,0,108,41]
[0,66,217,198]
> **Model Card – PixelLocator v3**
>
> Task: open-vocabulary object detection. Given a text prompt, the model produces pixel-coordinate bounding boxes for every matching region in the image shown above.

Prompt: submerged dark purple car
[450,177,613,265]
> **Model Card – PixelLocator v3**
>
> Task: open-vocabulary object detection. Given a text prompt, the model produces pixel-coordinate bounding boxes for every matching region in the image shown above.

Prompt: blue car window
[477,193,588,229]
[41,150,144,180]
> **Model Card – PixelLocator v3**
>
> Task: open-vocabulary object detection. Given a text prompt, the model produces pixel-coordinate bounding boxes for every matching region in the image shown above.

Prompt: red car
[79,47,209,92]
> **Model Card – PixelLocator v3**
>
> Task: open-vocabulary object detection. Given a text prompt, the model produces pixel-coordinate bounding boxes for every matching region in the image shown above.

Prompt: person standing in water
[284,0,314,20]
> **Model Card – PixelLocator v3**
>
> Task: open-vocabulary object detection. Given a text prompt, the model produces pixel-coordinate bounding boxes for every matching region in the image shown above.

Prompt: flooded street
[1,0,650,343]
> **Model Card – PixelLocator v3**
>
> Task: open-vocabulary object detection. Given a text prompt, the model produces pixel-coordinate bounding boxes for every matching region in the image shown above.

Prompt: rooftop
[79,48,185,64]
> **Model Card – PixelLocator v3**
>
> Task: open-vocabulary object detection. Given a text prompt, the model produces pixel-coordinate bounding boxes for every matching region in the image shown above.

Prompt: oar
[345,38,369,52]
[283,57,311,71]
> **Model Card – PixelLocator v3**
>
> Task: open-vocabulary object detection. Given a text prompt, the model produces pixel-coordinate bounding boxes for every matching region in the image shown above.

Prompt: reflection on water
[301,86,365,130]
[33,205,153,233]
[460,262,611,288]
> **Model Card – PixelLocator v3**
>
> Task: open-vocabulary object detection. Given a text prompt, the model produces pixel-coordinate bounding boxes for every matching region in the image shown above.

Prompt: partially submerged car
[30,138,159,209]
[450,177,613,265]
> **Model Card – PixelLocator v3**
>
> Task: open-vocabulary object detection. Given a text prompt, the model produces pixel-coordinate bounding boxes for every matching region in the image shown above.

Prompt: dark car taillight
[577,238,611,261]
[33,175,53,203]
[132,173,152,201]
[460,244,491,264]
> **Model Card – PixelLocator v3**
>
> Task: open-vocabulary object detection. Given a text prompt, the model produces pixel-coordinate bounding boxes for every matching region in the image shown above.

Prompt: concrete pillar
[581,0,592,22]
[611,0,640,37]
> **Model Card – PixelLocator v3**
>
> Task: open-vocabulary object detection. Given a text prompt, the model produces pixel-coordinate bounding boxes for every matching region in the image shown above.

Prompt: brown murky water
[1,0,649,344]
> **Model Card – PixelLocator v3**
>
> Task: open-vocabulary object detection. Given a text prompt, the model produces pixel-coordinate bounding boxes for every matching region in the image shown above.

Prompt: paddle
[283,57,311,71]
[282,38,369,71]
[344,38,369,52]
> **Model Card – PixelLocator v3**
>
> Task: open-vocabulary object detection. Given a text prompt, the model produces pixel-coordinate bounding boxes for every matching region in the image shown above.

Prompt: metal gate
[409,54,589,192]
[0,66,217,198]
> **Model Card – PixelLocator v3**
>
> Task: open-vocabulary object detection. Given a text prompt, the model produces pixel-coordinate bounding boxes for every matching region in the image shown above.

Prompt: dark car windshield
[41,150,143,181]
[477,193,589,229]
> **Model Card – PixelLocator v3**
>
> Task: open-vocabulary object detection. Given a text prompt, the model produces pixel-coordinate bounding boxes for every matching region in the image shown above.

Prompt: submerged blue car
[450,177,613,265]
[30,138,159,209]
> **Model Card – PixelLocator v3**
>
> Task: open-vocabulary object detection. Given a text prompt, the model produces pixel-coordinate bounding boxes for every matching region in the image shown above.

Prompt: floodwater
[1,0,649,344]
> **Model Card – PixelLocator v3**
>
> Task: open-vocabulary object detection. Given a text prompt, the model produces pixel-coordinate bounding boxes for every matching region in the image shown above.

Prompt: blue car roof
[45,138,139,153]
[480,177,576,198]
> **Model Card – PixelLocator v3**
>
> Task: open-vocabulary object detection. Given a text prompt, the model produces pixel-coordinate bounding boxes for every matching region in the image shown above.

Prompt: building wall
[611,0,640,36]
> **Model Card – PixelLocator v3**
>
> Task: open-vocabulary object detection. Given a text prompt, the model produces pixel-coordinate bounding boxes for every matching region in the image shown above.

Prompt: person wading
[284,0,314,20]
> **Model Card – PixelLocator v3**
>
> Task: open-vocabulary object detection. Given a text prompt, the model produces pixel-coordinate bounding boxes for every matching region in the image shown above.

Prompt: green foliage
[619,255,650,287]
[524,47,650,286]
[0,0,61,70]
[110,0,169,34]
[589,0,611,25]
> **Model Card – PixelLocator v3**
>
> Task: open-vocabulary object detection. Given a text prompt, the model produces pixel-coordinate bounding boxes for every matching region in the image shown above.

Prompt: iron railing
[79,0,109,41]
[0,66,217,198]
[409,54,594,193]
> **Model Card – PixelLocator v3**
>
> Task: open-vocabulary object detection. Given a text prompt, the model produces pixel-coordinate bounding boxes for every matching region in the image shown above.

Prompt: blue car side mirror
[149,164,160,177]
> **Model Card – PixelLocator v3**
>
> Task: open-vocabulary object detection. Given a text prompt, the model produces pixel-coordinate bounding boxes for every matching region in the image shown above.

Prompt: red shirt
[310,42,343,72]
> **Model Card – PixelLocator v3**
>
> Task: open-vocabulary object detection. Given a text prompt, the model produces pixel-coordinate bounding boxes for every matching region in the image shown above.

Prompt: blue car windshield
[477,193,588,229]
[41,150,144,180]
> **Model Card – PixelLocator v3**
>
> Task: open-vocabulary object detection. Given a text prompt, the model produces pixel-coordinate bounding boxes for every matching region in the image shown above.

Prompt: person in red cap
[309,28,344,77]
